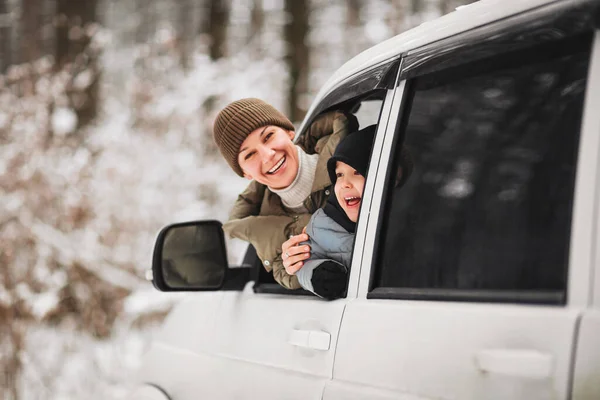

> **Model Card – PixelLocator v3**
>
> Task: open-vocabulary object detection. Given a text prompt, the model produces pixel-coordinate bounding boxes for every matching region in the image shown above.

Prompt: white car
[132,0,600,399]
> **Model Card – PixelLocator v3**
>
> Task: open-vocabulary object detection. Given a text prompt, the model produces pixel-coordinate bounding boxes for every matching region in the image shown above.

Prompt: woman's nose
[258,146,275,162]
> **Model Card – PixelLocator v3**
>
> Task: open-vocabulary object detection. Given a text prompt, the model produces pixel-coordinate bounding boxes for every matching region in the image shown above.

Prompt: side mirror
[151,220,228,291]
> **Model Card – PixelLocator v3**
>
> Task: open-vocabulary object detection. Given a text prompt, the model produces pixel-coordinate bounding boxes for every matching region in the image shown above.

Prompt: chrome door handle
[475,349,554,379]
[288,329,331,351]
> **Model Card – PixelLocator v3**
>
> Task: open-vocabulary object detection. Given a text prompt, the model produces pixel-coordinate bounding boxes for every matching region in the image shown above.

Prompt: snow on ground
[19,322,160,400]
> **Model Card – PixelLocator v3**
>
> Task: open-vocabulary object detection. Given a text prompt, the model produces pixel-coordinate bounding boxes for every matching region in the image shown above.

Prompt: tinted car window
[372,34,592,303]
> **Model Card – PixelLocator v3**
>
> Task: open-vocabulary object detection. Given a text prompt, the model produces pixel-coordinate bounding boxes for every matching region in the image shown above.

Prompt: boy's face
[238,125,298,189]
[334,161,366,223]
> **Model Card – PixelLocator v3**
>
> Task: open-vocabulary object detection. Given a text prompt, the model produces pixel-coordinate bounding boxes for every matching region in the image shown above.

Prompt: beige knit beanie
[213,98,295,177]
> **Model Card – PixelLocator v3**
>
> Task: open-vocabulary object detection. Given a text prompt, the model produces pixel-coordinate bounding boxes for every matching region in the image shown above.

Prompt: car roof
[299,0,564,132]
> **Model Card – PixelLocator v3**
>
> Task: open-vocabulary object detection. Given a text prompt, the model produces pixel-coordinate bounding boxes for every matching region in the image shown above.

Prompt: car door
[326,3,599,400]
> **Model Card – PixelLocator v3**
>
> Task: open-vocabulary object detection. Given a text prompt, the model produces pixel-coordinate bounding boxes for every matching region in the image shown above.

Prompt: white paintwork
[210,291,345,399]
[589,31,600,310]
[137,342,326,399]
[299,0,567,134]
[573,24,600,380]
[330,302,579,400]
[152,292,223,354]
[128,385,170,400]
[475,349,554,379]
[323,381,431,400]
[572,310,600,399]
[569,29,600,308]
[132,1,600,399]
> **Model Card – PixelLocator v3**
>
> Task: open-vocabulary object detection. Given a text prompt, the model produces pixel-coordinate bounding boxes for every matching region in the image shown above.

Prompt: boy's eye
[264,132,274,142]
[354,170,361,175]
[336,172,343,178]
[244,151,255,160]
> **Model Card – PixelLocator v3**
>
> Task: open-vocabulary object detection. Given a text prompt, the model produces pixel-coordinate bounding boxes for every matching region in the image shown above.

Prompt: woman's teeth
[267,157,285,174]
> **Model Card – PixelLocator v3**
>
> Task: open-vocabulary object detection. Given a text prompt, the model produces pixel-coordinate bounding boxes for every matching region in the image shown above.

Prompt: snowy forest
[1,0,473,398]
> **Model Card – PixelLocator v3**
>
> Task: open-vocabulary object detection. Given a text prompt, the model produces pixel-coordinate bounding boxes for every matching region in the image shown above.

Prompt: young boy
[296,124,380,299]
[297,124,413,299]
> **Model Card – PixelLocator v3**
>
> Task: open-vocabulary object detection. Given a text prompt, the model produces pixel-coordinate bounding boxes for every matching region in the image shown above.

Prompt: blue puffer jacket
[296,208,354,295]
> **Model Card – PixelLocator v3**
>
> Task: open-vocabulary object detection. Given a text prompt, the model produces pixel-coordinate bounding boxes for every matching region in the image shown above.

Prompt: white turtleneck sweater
[269,146,319,213]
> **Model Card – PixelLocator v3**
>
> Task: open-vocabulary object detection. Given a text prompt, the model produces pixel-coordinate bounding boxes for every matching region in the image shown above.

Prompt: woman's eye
[264,132,274,141]
[336,172,343,178]
[354,170,361,175]
[244,152,255,160]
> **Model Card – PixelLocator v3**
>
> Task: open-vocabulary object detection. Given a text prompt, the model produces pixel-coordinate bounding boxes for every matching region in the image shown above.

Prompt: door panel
[330,300,579,400]
[323,380,430,400]
[211,290,345,400]
[214,292,345,376]
[573,311,600,399]
[136,342,325,400]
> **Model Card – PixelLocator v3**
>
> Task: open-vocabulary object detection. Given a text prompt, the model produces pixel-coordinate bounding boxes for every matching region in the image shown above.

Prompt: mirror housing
[151,220,229,291]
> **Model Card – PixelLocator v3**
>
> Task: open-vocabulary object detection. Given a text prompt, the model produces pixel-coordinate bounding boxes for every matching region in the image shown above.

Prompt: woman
[213,98,354,290]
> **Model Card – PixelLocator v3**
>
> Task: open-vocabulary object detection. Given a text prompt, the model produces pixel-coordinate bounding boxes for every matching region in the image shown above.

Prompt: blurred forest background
[0,0,473,398]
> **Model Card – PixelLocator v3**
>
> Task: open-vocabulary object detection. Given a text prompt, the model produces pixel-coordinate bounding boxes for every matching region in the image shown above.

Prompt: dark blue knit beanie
[327,124,377,184]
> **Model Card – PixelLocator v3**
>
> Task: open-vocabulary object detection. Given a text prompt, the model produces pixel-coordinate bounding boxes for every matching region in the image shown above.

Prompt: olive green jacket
[223,111,351,289]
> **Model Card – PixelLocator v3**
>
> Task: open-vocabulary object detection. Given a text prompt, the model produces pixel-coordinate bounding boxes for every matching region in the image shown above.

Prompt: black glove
[311,261,348,300]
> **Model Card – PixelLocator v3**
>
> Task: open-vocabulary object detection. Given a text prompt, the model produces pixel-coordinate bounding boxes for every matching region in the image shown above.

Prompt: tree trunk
[248,0,264,49]
[345,0,362,57]
[20,0,43,64]
[135,0,155,44]
[54,0,99,128]
[385,0,406,36]
[197,0,209,36]
[439,0,453,15]
[284,0,309,122]
[55,0,97,67]
[176,0,195,70]
[207,0,230,60]
[411,0,422,14]
[0,257,25,400]
[41,0,55,58]
[0,0,11,73]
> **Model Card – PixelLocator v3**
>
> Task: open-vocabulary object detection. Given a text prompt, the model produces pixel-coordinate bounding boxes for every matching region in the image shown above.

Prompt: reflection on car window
[374,33,592,299]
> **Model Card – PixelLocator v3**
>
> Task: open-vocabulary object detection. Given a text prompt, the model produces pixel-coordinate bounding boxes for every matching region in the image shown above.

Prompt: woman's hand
[282,228,311,275]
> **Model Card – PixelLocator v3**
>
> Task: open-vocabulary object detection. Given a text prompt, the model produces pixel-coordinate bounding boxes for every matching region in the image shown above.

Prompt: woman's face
[334,161,366,223]
[238,125,299,189]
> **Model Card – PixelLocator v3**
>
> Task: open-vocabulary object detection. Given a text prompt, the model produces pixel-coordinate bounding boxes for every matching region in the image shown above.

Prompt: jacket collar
[311,149,332,192]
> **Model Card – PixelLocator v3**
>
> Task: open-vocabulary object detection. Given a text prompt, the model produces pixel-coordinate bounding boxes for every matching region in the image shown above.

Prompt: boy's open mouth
[344,196,361,207]
[267,156,286,175]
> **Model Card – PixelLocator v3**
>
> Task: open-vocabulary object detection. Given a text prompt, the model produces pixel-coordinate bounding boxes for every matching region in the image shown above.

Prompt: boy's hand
[282,230,311,275]
[311,261,348,300]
